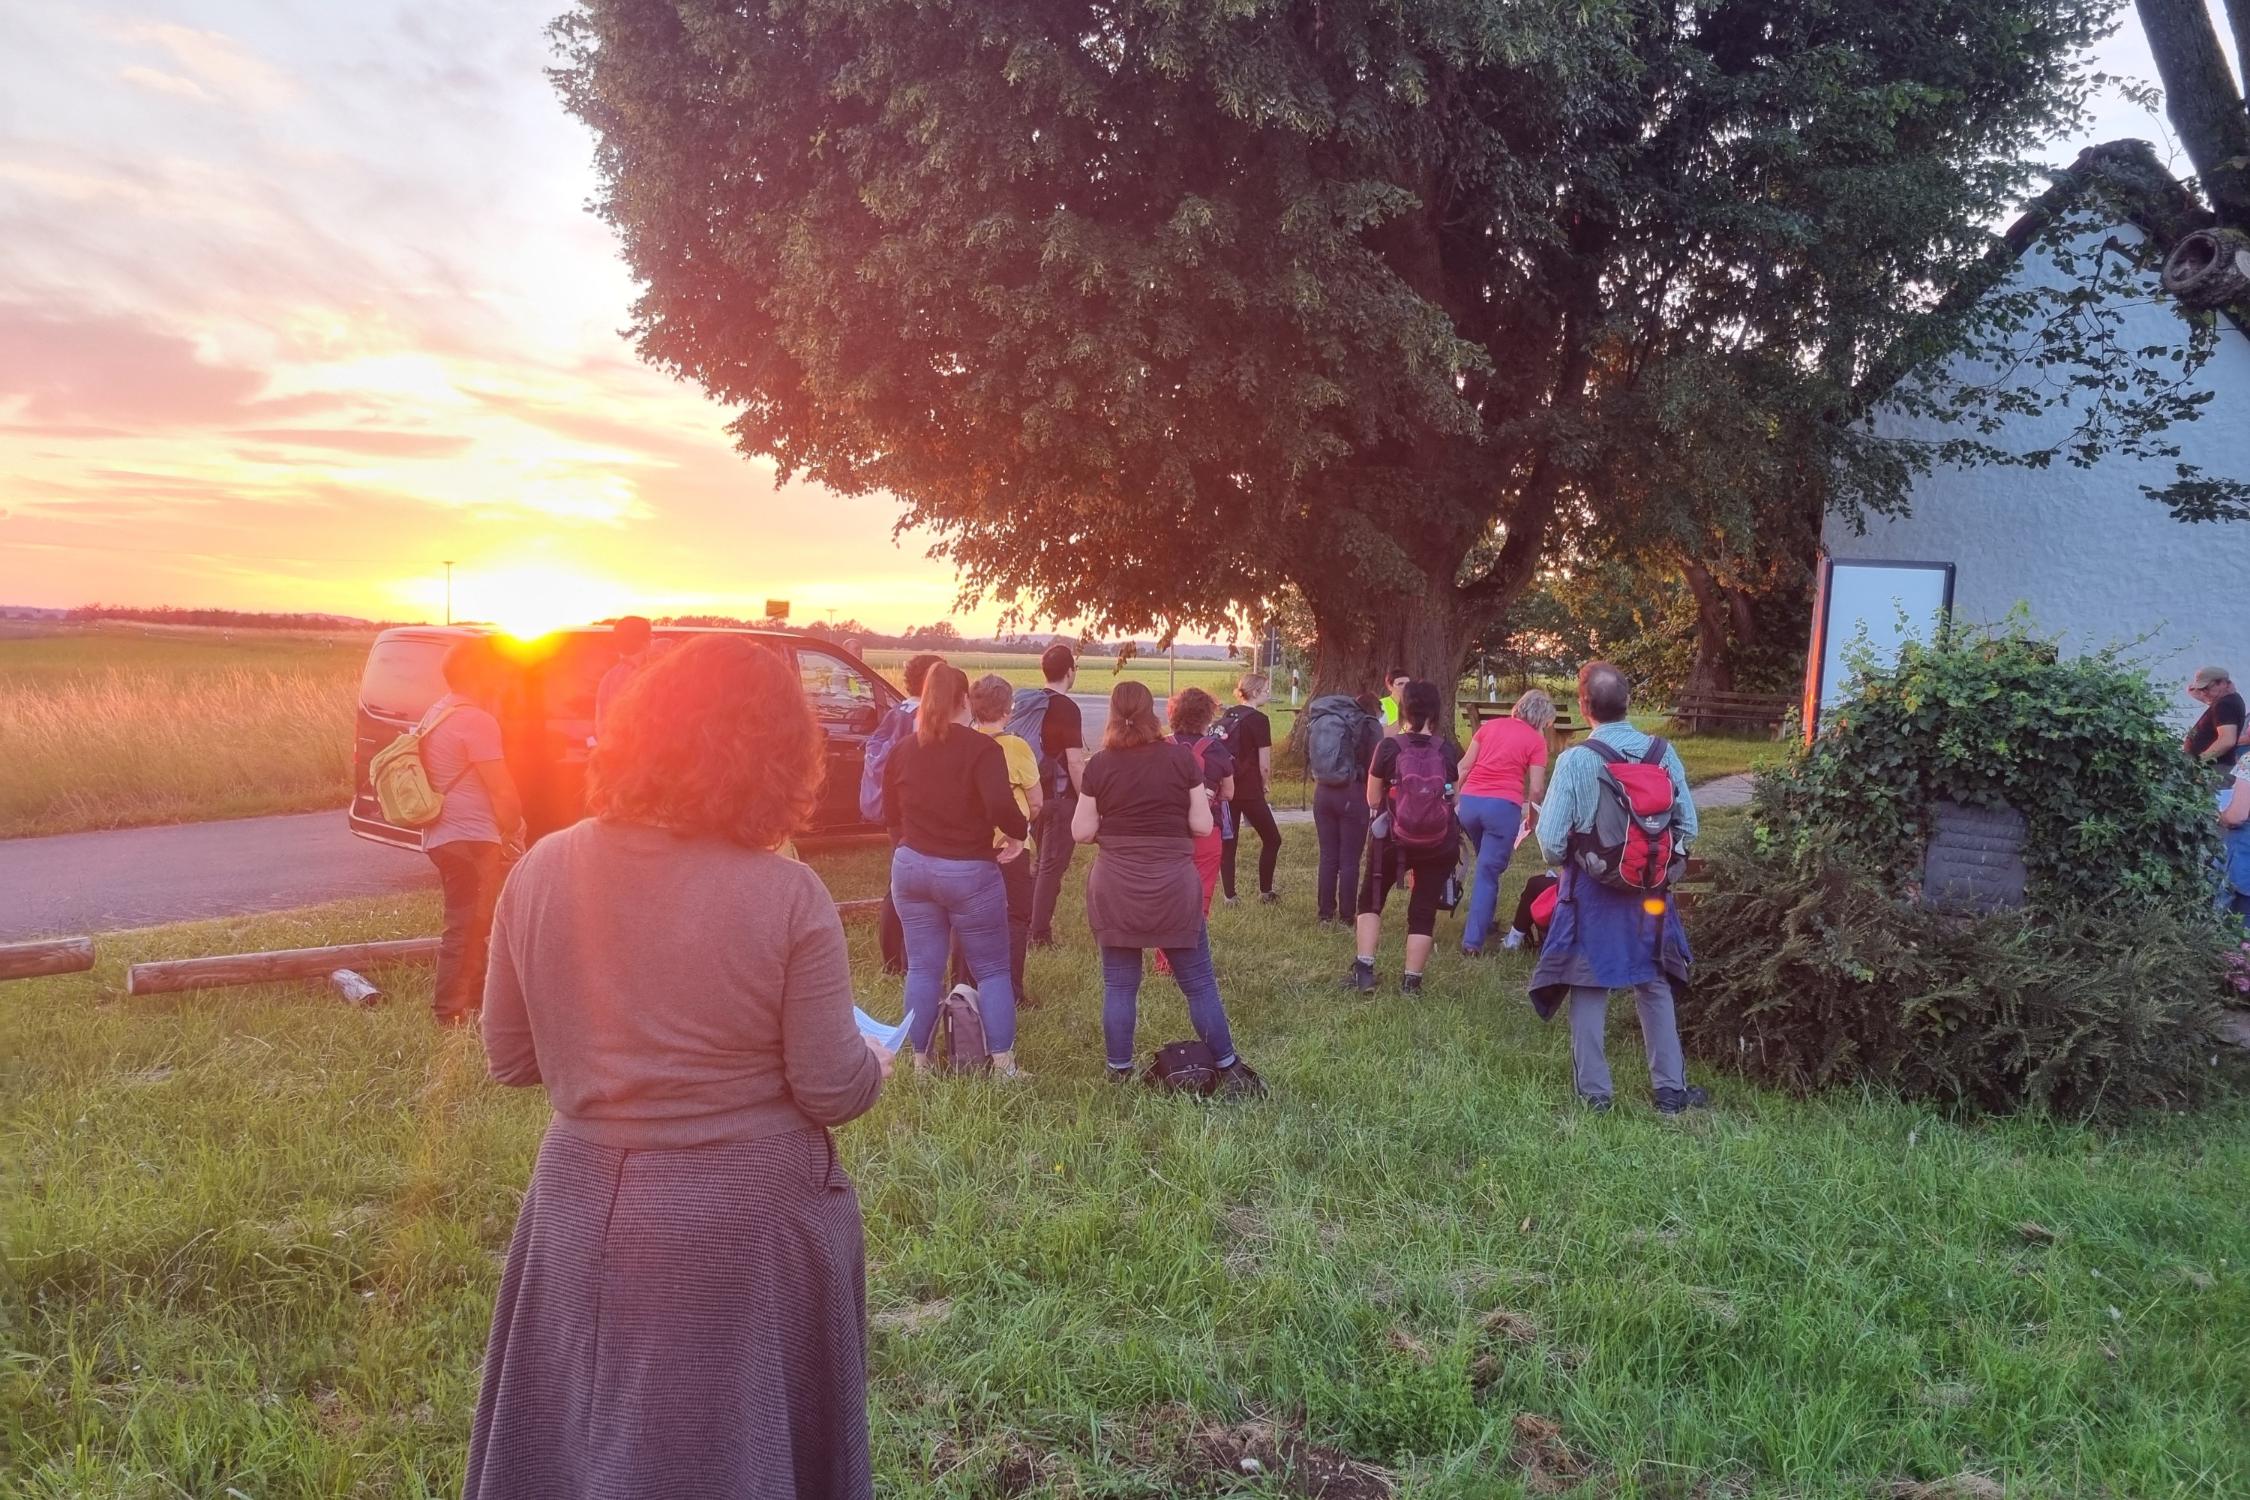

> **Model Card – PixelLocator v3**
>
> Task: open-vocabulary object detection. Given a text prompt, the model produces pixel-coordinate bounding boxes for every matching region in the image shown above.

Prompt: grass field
[5,835,2244,1497]
[0,627,366,840]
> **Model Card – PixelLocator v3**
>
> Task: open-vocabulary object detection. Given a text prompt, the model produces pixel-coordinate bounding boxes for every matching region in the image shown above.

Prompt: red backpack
[1568,739,1684,893]
[1388,736,1456,853]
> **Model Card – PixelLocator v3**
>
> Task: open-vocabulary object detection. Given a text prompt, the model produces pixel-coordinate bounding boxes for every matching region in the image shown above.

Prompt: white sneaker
[1502,931,1524,951]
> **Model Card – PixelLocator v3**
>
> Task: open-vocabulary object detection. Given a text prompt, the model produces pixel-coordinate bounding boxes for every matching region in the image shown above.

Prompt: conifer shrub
[1681,623,2242,1117]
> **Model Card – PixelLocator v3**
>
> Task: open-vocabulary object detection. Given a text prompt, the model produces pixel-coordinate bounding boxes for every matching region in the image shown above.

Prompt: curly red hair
[589,635,822,848]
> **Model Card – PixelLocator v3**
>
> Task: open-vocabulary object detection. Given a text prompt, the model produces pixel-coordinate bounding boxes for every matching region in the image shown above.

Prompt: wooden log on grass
[127,938,439,996]
[128,899,882,998]
[0,937,95,981]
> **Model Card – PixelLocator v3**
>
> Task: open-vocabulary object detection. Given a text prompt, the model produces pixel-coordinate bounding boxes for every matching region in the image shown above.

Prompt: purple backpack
[1388,738,1454,852]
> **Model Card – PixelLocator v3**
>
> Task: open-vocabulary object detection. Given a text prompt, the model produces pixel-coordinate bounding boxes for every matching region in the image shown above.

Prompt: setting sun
[450,562,634,639]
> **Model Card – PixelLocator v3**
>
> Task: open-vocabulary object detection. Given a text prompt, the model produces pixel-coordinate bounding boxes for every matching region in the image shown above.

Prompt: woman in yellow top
[971,673,1043,998]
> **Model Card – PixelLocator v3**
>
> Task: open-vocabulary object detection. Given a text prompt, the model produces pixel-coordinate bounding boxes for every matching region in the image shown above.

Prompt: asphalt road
[0,693,1121,941]
[0,809,435,941]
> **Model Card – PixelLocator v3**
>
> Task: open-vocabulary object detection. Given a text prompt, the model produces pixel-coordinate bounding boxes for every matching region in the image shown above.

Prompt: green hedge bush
[1682,622,2241,1117]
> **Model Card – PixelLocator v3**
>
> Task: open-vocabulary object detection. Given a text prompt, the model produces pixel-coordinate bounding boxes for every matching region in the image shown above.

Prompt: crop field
[5,833,2245,1497]
[0,626,367,840]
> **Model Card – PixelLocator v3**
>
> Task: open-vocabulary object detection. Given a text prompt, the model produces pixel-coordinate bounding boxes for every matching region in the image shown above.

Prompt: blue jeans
[891,847,1018,1053]
[1456,795,1524,950]
[1100,926,1236,1072]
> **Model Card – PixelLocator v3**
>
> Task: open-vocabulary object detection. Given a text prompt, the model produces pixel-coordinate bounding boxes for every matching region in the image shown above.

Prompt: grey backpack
[936,984,990,1074]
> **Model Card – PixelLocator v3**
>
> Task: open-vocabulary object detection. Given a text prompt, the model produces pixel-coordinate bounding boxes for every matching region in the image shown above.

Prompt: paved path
[0,809,433,942]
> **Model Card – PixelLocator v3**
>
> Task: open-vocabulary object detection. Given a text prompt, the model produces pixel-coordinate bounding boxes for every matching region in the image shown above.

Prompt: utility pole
[442,561,455,626]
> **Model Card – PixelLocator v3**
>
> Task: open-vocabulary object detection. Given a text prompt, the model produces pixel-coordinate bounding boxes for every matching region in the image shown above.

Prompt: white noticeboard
[1802,557,1956,738]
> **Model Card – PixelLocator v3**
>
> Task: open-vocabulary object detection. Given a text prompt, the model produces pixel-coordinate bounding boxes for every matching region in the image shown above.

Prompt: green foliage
[551,0,2185,693]
[1684,844,2242,1117]
[1685,621,2242,1117]
[1764,620,2222,906]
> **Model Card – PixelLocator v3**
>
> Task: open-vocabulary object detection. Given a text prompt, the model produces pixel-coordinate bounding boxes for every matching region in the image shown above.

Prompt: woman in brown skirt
[1072,680,1264,1097]
[469,635,893,1499]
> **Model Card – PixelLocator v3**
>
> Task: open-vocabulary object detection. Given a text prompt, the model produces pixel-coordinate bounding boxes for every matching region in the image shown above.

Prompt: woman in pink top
[1454,689,1555,956]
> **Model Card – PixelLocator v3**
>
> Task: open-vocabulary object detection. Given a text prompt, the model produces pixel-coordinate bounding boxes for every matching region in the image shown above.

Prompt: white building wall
[1824,221,2250,722]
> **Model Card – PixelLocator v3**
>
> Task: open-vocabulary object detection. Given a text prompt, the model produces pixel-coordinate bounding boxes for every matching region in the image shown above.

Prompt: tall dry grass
[0,667,357,838]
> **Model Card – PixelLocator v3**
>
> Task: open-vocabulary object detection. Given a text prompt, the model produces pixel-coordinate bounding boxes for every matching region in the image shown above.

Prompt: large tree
[2137,0,2250,234]
[557,0,2194,702]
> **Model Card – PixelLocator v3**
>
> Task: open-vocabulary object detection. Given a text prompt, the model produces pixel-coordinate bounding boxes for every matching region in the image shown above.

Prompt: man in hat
[2185,666,2243,768]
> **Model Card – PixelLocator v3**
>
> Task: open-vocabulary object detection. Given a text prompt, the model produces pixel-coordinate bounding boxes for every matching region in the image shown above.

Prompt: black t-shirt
[2188,690,2246,767]
[1170,733,1236,803]
[1041,689,1083,769]
[1221,706,1272,801]
[1082,741,1199,837]
[1370,731,1463,795]
[883,726,1029,861]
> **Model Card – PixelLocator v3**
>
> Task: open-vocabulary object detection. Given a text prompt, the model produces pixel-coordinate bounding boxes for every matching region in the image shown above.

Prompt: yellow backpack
[369,705,463,828]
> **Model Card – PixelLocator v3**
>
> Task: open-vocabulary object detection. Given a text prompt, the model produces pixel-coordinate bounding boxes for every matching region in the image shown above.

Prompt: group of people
[855,643,1708,1118]
[870,644,1280,1094]
[405,629,1713,1497]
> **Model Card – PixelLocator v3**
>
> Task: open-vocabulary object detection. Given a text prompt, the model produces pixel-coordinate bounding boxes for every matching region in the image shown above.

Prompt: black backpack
[1142,1040,1224,1095]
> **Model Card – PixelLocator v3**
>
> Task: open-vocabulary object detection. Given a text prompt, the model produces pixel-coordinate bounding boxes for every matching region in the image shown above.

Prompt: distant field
[0,626,365,840]
[860,647,1257,696]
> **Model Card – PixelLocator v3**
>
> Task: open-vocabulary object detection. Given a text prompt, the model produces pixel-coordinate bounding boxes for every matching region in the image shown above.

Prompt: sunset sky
[0,3,2206,634]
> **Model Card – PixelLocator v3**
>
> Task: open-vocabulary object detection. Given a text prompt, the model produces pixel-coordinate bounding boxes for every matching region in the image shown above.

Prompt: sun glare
[457,563,633,639]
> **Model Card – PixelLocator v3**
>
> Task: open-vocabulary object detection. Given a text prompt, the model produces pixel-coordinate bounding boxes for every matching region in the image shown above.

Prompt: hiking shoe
[1344,959,1378,993]
[1581,1093,1614,1114]
[1106,1065,1134,1085]
[1260,891,1280,905]
[1219,1061,1269,1100]
[1401,972,1425,996]
[1458,945,1484,960]
[1653,1085,1711,1116]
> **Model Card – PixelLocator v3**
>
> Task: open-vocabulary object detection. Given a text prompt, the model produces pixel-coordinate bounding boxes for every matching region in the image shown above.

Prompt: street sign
[764,599,790,620]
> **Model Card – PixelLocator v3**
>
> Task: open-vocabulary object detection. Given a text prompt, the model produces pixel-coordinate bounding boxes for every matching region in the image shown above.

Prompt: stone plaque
[1919,800,2029,913]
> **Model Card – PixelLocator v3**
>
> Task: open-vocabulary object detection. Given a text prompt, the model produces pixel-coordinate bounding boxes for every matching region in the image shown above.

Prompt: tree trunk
[2138,0,2250,233]
[1680,558,1739,695]
[1301,582,1483,740]
[2230,0,2250,124]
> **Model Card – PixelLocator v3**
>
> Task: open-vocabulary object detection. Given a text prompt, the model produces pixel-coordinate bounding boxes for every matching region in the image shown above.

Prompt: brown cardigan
[483,819,883,1149]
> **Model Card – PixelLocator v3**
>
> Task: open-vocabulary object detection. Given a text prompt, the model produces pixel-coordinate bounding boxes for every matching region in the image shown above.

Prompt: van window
[799,650,878,723]
[359,638,450,720]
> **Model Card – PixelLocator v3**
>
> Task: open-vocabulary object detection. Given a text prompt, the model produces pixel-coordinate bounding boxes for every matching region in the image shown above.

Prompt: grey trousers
[1568,980,1686,1100]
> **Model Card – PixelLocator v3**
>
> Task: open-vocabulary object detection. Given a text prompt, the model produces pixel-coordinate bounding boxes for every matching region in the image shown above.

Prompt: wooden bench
[1666,689,1793,736]
[1462,700,1587,743]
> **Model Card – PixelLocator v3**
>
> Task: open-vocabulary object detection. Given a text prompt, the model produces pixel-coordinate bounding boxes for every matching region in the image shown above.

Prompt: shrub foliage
[1768,624,2221,905]
[1684,623,2240,1117]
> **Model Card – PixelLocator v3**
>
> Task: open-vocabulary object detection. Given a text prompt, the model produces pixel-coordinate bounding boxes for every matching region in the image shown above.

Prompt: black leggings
[1221,796,1282,898]
[1356,838,1452,938]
